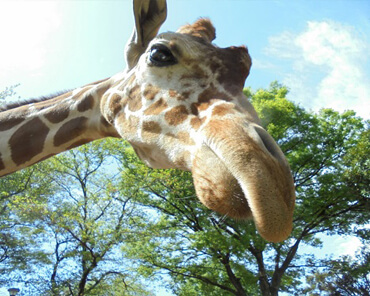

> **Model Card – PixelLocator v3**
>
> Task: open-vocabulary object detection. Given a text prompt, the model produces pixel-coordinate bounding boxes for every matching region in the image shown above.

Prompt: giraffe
[0,0,295,243]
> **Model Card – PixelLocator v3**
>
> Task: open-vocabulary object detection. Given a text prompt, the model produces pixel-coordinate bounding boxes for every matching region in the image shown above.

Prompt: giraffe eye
[149,44,177,67]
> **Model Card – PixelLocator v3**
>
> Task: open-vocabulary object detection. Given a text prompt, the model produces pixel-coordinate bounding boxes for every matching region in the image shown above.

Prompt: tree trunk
[270,239,302,296]
[220,253,248,296]
[77,245,97,296]
[249,246,273,296]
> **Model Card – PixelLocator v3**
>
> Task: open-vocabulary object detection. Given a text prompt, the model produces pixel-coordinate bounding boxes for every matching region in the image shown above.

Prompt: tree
[0,140,154,296]
[302,246,370,295]
[0,84,20,102]
[1,82,368,295]
[1,85,54,286]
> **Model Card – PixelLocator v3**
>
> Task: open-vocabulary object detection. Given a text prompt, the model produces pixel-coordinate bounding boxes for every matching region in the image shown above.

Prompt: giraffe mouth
[191,120,296,243]
[192,145,253,220]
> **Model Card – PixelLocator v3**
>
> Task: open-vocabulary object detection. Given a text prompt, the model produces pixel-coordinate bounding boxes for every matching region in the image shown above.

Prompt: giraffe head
[101,0,296,243]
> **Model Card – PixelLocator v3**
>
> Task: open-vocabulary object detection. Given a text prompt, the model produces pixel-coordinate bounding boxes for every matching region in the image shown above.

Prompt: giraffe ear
[125,0,167,70]
[177,18,216,42]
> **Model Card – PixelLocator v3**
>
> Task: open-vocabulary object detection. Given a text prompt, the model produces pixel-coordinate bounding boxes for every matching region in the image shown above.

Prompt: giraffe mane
[0,90,72,112]
[0,78,110,112]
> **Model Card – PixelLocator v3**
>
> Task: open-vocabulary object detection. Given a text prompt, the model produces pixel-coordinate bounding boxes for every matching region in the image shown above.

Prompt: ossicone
[177,18,216,42]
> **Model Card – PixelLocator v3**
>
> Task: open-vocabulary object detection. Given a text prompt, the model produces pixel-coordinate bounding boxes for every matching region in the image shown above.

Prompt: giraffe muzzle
[191,119,296,243]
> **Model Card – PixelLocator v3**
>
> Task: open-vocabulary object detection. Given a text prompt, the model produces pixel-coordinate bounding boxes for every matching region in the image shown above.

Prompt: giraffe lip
[191,145,253,220]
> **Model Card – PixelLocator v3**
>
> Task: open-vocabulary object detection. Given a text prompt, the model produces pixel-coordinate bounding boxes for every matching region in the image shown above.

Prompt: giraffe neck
[0,77,119,177]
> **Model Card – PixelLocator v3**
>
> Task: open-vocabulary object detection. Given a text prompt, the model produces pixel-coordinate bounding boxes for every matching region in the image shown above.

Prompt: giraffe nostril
[254,125,287,165]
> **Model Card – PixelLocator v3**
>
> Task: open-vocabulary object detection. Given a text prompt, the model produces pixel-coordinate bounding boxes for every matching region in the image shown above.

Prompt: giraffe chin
[192,145,253,220]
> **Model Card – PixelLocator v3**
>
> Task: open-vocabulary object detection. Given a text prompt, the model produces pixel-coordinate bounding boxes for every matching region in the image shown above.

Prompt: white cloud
[335,235,362,257]
[265,21,370,118]
[0,1,62,82]
[252,58,278,70]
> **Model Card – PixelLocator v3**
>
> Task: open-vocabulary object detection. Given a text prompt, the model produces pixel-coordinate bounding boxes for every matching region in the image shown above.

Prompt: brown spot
[9,118,50,166]
[128,84,141,98]
[44,104,70,124]
[190,117,206,130]
[77,94,95,112]
[143,84,160,100]
[212,104,235,117]
[190,104,199,116]
[0,116,26,131]
[177,131,195,146]
[181,91,191,100]
[198,87,232,103]
[128,85,142,112]
[109,93,124,119]
[210,58,220,73]
[144,98,168,115]
[54,117,88,147]
[0,153,4,170]
[128,98,142,112]
[142,121,162,140]
[165,105,189,126]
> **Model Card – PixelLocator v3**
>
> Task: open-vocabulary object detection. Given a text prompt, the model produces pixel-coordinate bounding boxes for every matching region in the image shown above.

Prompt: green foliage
[301,246,370,295]
[0,163,55,282]
[0,84,20,102]
[245,81,294,138]
[0,139,154,296]
[118,82,369,296]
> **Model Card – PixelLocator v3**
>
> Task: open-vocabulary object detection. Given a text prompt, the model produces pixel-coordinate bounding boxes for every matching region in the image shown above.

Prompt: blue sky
[0,0,369,294]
